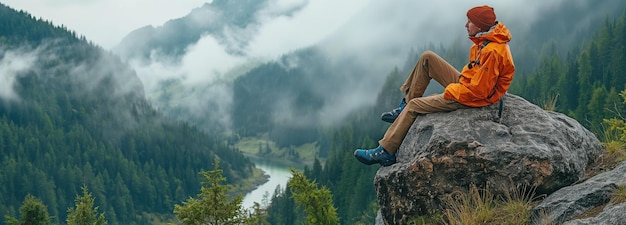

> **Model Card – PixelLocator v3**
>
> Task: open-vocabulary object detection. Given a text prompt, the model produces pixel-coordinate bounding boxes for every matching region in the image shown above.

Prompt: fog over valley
[4,0,625,136]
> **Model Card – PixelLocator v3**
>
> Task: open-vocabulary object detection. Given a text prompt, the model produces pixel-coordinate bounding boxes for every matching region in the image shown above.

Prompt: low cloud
[0,48,38,102]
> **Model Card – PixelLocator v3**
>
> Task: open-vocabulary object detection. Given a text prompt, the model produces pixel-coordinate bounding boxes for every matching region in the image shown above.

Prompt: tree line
[6,159,339,225]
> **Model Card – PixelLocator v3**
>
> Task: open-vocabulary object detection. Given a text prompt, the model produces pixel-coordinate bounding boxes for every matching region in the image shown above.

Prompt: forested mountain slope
[0,4,257,225]
[510,9,626,129]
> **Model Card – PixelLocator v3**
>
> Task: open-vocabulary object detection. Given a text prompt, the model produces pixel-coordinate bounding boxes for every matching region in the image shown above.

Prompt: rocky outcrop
[373,94,603,225]
[562,202,626,225]
[532,161,626,224]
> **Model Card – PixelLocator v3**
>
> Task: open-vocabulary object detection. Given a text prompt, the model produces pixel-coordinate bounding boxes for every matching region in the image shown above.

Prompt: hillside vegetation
[0,4,259,225]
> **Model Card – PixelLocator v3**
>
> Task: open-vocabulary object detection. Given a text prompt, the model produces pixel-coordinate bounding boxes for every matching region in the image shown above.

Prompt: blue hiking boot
[354,146,396,166]
[381,98,406,123]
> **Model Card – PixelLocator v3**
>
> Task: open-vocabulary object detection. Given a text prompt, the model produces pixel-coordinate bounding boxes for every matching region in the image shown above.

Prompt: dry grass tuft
[536,93,559,111]
[443,183,537,225]
[611,185,626,205]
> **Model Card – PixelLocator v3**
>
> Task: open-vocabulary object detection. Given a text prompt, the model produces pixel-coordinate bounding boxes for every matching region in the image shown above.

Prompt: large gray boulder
[374,94,603,225]
[532,161,626,224]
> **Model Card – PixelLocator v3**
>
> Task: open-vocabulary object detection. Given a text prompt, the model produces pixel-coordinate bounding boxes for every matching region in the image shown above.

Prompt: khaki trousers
[379,51,469,153]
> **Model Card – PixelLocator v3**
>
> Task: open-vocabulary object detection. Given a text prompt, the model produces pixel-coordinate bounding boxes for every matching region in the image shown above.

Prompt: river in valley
[242,157,301,210]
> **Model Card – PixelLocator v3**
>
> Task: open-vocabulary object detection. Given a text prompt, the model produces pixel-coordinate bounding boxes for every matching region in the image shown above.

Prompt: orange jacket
[443,22,515,107]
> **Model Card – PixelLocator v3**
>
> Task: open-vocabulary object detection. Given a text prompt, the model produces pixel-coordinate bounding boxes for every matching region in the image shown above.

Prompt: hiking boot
[354,146,396,166]
[381,98,406,123]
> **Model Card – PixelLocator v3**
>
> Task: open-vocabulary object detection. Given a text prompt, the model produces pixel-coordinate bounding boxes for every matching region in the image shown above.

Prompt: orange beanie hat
[467,5,496,31]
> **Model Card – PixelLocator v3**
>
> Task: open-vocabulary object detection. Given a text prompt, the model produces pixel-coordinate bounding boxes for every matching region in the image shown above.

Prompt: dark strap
[498,98,504,118]
[481,40,492,49]
[469,40,492,69]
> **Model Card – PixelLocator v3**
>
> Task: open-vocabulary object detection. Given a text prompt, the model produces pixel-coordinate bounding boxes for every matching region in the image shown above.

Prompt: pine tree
[575,51,593,121]
[173,159,249,225]
[248,202,270,225]
[288,169,340,225]
[266,185,297,225]
[66,185,107,225]
[4,195,52,225]
[588,86,609,126]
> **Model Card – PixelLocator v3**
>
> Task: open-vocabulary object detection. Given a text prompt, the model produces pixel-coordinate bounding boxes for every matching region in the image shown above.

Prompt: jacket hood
[469,21,511,45]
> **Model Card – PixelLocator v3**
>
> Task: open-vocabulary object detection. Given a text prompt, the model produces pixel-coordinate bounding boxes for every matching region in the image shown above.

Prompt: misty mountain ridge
[113,0,301,61]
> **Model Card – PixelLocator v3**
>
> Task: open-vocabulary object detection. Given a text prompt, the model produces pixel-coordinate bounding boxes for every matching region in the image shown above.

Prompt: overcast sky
[2,0,209,49]
[0,0,558,51]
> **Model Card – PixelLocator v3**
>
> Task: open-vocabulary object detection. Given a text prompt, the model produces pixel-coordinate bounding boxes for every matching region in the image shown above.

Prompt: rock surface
[373,94,603,225]
[562,202,626,225]
[532,161,626,224]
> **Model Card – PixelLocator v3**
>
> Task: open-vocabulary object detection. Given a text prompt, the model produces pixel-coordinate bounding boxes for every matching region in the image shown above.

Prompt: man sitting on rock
[354,5,515,166]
